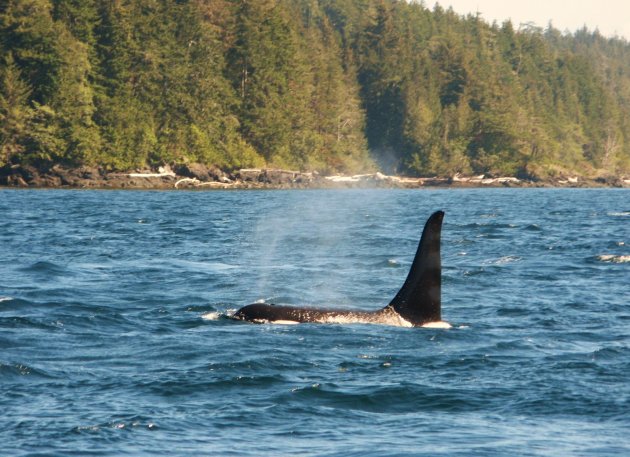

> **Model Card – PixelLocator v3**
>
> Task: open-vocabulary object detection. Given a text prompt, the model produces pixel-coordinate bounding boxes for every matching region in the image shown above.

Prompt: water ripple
[0,188,628,455]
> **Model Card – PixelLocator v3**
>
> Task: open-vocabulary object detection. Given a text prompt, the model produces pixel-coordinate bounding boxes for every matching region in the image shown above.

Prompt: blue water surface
[0,188,628,456]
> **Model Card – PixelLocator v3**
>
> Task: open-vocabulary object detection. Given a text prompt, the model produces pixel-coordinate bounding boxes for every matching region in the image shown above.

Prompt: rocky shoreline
[1,163,629,190]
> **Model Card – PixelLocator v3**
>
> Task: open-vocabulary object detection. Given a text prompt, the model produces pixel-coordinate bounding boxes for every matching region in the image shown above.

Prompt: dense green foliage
[1,0,630,177]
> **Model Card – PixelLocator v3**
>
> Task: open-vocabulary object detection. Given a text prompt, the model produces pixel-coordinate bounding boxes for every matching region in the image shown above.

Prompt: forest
[1,0,630,179]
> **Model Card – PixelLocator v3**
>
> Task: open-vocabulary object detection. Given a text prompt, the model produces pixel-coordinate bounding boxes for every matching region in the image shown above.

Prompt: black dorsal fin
[386,211,443,325]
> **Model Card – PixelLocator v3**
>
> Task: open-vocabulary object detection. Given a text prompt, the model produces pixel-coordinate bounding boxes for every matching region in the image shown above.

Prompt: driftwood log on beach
[1,163,629,189]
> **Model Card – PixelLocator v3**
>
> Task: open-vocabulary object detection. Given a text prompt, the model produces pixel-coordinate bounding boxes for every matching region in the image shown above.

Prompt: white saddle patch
[421,321,452,329]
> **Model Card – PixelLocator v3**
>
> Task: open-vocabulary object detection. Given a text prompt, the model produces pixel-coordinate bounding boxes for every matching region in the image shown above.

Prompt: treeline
[1,0,629,178]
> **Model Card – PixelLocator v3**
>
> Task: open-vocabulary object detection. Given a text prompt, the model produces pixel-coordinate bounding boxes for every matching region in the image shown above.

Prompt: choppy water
[1,188,628,456]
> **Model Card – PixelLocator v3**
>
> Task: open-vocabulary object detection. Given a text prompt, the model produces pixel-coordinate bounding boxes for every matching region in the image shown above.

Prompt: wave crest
[597,255,630,263]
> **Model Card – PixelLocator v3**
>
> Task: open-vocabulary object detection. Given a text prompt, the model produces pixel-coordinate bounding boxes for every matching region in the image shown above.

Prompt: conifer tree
[0,55,32,165]
[1,0,629,177]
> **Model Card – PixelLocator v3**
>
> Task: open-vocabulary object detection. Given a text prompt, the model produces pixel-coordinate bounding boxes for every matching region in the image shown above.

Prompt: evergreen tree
[0,54,32,165]
[226,0,297,165]
[1,0,629,177]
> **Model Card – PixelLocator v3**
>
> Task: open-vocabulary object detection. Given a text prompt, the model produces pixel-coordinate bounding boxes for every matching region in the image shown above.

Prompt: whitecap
[608,212,630,217]
[484,255,521,265]
[0,297,12,303]
[597,255,630,263]
[201,311,221,320]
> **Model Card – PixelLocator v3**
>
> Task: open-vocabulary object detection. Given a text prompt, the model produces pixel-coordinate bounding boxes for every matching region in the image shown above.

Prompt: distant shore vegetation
[1,0,630,179]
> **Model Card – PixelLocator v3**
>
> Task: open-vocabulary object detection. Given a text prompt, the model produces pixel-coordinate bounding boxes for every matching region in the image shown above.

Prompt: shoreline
[1,164,629,190]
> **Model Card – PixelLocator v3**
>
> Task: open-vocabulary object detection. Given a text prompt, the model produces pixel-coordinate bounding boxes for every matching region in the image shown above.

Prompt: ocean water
[0,188,628,456]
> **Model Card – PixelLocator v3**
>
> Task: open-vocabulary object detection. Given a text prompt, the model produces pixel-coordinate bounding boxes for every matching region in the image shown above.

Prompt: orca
[233,210,448,328]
